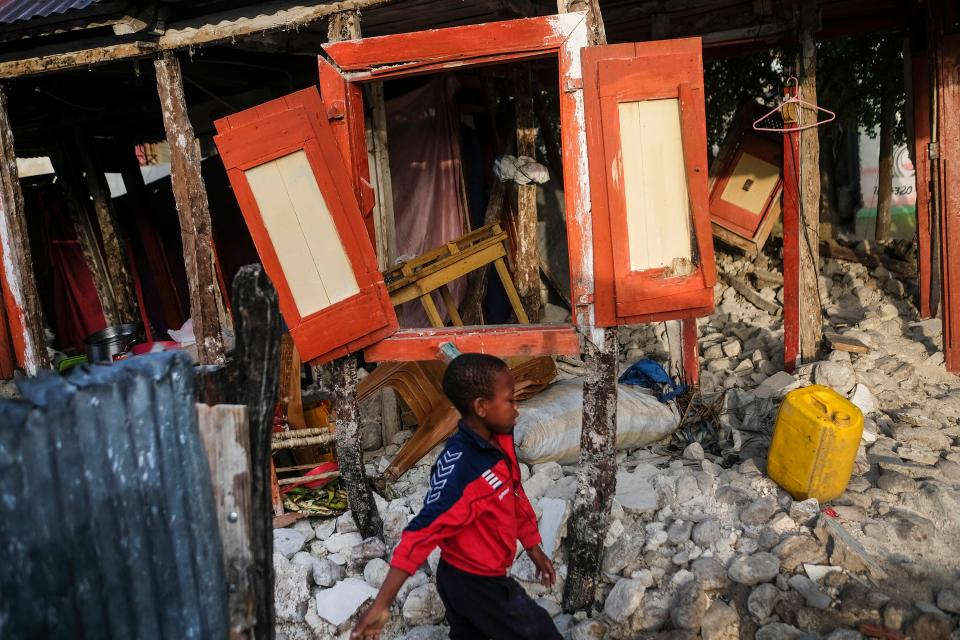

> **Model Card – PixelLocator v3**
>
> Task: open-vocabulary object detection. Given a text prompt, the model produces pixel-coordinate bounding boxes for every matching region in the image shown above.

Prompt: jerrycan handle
[807,393,830,416]
[808,390,853,427]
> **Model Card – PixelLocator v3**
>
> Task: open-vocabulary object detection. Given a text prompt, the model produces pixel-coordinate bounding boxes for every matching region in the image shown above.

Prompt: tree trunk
[331,354,383,540]
[513,66,543,323]
[819,128,840,239]
[876,51,898,241]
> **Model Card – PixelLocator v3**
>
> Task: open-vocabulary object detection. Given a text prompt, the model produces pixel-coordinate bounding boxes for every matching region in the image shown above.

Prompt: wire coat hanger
[752,77,836,133]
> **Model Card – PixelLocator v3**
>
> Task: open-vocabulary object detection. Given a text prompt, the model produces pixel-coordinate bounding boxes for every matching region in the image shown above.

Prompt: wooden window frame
[709,133,783,238]
[321,14,592,362]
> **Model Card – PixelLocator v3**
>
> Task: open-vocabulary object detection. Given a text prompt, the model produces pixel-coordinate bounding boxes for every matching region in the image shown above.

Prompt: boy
[352,353,562,640]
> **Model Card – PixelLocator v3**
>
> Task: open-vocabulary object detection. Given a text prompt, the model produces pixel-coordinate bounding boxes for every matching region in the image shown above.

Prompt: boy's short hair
[442,353,510,416]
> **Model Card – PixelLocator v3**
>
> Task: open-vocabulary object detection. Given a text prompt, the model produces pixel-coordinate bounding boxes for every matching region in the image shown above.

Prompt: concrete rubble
[275,244,960,639]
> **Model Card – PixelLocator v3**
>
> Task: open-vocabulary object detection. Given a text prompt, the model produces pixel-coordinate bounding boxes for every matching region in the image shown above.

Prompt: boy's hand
[351,603,389,639]
[526,545,556,588]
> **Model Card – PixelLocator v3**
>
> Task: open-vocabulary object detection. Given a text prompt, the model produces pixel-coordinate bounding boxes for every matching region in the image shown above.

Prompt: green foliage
[704,49,783,152]
[817,33,906,145]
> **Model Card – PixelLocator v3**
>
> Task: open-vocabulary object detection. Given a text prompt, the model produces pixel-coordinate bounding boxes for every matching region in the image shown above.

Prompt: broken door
[213,88,397,364]
[584,38,717,326]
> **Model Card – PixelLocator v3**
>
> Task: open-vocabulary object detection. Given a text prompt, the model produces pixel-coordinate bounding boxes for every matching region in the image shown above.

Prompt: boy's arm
[352,567,409,639]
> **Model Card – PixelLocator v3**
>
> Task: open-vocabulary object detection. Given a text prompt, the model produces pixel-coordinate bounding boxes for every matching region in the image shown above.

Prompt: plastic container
[766,384,864,502]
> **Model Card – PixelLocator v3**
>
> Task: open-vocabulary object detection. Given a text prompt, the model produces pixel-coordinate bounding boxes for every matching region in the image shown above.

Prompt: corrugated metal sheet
[0,0,100,25]
[0,352,229,639]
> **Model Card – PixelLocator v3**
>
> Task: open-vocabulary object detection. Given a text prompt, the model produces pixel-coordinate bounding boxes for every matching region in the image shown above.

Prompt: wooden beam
[155,52,225,366]
[557,0,616,616]
[0,87,49,375]
[0,0,392,80]
[782,84,801,373]
[795,0,823,363]
[514,65,542,323]
[196,403,255,639]
[913,51,934,319]
[49,141,120,327]
[76,131,139,325]
[933,4,960,373]
[363,323,580,361]
[681,318,699,385]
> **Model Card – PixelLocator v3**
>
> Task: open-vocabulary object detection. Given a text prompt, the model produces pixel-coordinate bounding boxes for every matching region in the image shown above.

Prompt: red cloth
[387,76,470,327]
[48,239,106,351]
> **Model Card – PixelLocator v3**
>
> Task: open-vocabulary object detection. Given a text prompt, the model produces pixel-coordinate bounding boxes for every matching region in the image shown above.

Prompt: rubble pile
[275,245,960,640]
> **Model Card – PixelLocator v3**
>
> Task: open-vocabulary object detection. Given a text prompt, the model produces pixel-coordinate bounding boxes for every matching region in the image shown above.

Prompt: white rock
[397,571,429,604]
[336,511,359,534]
[803,564,842,583]
[754,371,800,399]
[312,557,345,587]
[363,558,390,588]
[813,361,857,395]
[571,619,608,640]
[603,577,647,622]
[274,553,311,622]
[683,442,705,461]
[728,552,780,585]
[402,583,445,626]
[313,518,336,540]
[605,518,625,547]
[522,472,554,500]
[398,625,448,640]
[850,383,877,415]
[532,461,564,480]
[315,578,378,626]
[538,497,570,559]
[292,519,316,543]
[615,472,657,514]
[323,531,364,557]
[275,528,307,559]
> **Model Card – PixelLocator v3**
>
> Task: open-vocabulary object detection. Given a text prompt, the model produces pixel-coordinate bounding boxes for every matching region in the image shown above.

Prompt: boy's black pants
[435,559,563,640]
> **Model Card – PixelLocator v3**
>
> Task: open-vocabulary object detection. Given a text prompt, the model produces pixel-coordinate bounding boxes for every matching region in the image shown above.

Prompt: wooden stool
[383,223,529,327]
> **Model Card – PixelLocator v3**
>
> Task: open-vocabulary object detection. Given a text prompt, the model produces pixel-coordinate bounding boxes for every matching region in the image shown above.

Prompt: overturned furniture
[708,103,784,256]
[358,356,556,480]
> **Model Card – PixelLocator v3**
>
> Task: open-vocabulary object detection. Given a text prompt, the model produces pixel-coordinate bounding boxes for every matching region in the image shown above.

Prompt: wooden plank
[76,131,139,325]
[155,52,225,366]
[0,87,49,374]
[514,65,543,323]
[721,272,781,315]
[363,323,579,361]
[493,256,530,323]
[824,332,870,354]
[782,85,801,373]
[196,403,255,640]
[229,265,282,640]
[796,0,823,362]
[0,275,15,379]
[934,20,960,373]
[913,52,934,319]
[419,292,445,328]
[367,81,398,271]
[49,143,119,327]
[439,285,464,326]
[681,317,699,385]
[0,1,392,80]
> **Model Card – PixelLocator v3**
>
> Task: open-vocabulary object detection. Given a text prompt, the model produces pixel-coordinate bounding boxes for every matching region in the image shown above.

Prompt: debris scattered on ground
[276,243,960,639]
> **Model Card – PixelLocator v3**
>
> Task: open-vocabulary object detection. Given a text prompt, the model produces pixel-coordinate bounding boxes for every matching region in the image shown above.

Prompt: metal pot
[85,324,141,363]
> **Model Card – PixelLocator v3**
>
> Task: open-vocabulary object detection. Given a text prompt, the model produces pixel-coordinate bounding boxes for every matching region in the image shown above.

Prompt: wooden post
[563,328,617,612]
[155,51,225,365]
[514,66,543,323]
[558,0,617,614]
[197,403,255,639]
[0,85,49,374]
[332,354,384,540]
[876,37,898,242]
[76,131,139,325]
[782,84,802,373]
[681,318,699,385]
[230,265,281,640]
[913,49,935,318]
[327,9,384,539]
[795,0,822,363]
[932,4,960,373]
[366,80,403,446]
[49,142,120,326]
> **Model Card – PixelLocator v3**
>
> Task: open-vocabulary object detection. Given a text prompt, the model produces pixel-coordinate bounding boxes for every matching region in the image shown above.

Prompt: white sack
[514,378,680,465]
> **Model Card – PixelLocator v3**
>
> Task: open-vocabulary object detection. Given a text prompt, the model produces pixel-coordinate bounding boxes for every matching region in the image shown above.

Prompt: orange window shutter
[214,87,398,364]
[584,39,717,327]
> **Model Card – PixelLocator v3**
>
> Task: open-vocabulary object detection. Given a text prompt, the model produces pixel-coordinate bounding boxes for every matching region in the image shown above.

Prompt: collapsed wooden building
[0,0,957,637]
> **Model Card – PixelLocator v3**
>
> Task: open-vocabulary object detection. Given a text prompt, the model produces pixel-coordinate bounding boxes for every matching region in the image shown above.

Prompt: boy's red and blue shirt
[390,422,541,577]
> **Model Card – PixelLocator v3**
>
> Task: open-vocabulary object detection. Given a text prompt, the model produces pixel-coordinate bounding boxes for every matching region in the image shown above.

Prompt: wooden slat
[196,403,255,639]
[913,52,934,319]
[514,65,542,322]
[363,323,579,361]
[0,86,49,374]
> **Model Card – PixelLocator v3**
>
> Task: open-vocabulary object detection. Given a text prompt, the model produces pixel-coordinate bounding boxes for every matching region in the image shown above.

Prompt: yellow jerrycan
[766,384,864,502]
